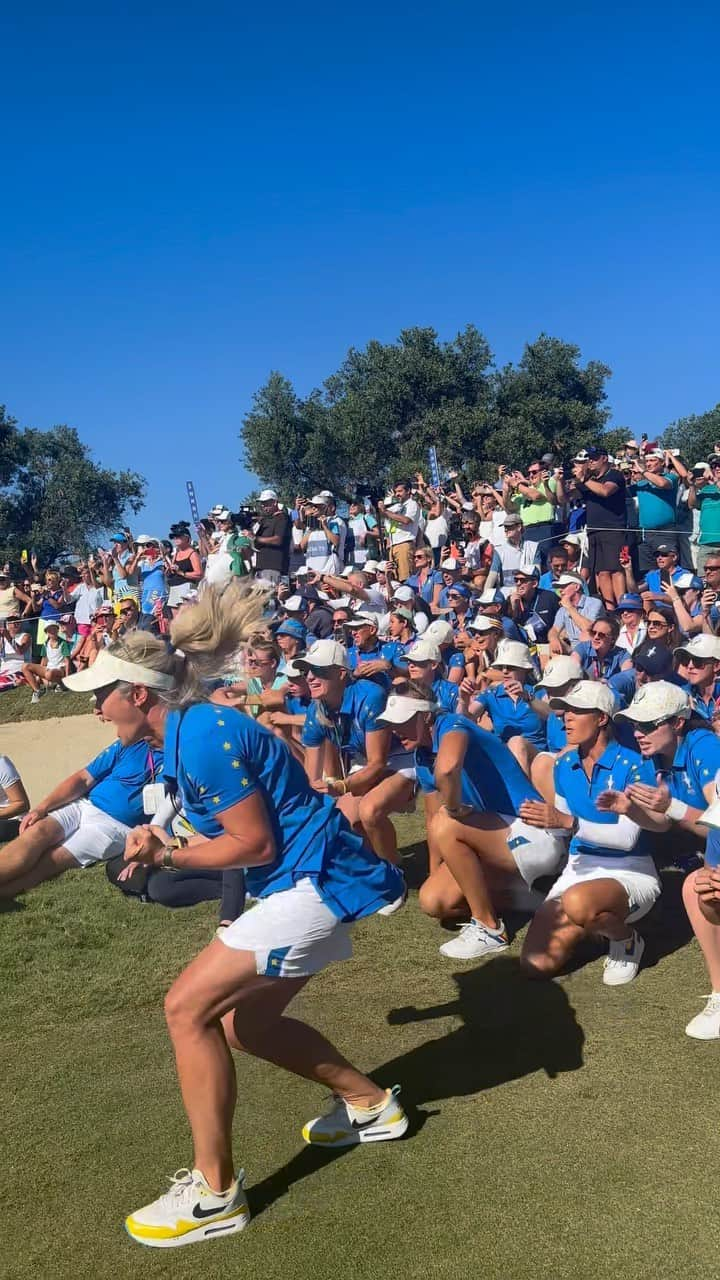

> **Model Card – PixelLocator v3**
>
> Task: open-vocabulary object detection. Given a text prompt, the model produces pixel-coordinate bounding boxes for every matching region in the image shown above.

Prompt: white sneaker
[439,918,509,960]
[686,993,720,1040]
[602,931,645,986]
[377,886,408,917]
[125,1167,249,1249]
[302,1085,408,1148]
[30,691,43,704]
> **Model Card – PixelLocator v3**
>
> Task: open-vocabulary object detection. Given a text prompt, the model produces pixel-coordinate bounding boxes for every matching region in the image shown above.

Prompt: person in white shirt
[496,514,540,594]
[0,615,32,690]
[377,481,420,581]
[69,563,105,635]
[301,495,346,575]
[347,501,379,566]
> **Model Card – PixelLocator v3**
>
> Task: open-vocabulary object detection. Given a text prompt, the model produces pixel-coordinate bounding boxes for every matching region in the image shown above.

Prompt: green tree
[240,373,316,498]
[481,335,612,476]
[661,403,720,461]
[0,420,146,565]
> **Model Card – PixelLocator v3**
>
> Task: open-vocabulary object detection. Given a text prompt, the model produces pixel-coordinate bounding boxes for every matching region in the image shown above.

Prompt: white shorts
[50,798,131,868]
[503,815,567,887]
[349,753,416,781]
[218,877,353,977]
[544,854,661,922]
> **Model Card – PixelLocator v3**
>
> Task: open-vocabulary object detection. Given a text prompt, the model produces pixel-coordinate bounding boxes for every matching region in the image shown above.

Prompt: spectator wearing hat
[495,513,541,592]
[298,495,345,576]
[521,656,585,802]
[345,613,393,688]
[571,444,627,608]
[321,568,388,617]
[640,544,691,602]
[404,638,459,712]
[660,571,705,638]
[675,634,720,721]
[384,608,417,674]
[296,586,334,641]
[629,448,680,571]
[560,532,590,584]
[0,614,32,690]
[377,481,421,582]
[548,573,603,654]
[443,583,473,632]
[165,524,203,608]
[73,605,114,670]
[688,458,720,576]
[99,531,138,600]
[127,537,168,628]
[424,617,466,685]
[436,557,465,612]
[520,681,667,986]
[469,641,548,766]
[262,657,311,764]
[297,640,415,864]
[461,615,503,693]
[506,566,559,646]
[23,620,72,701]
[255,489,292,582]
[616,594,647,654]
[274,618,307,672]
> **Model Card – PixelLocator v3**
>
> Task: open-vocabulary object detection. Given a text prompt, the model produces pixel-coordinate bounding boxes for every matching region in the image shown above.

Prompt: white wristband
[666,798,689,822]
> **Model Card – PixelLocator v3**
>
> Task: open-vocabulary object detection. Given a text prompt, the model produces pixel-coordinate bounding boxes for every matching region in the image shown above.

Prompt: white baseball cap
[424,619,455,646]
[406,639,441,663]
[259,488,278,502]
[282,659,306,679]
[556,572,584,587]
[615,681,691,724]
[491,640,534,670]
[363,560,380,573]
[309,494,327,505]
[64,648,176,693]
[377,694,436,725]
[561,534,584,547]
[468,615,502,633]
[284,595,305,612]
[537,656,582,689]
[135,534,160,546]
[330,596,352,610]
[548,681,616,716]
[674,634,720,662]
[345,612,379,628]
[376,560,392,572]
[295,639,350,671]
[392,585,416,603]
[440,557,461,571]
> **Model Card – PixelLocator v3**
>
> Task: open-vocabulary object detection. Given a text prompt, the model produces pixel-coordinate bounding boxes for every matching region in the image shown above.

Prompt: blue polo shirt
[633,473,678,531]
[415,713,540,813]
[301,678,386,765]
[554,743,655,860]
[86,740,164,828]
[679,679,720,723]
[407,569,443,605]
[382,638,415,674]
[475,685,547,748]
[644,565,685,594]
[652,728,720,808]
[431,677,459,712]
[285,692,310,716]
[163,702,403,920]
[535,690,566,751]
[573,641,629,682]
[446,649,465,675]
[347,643,391,689]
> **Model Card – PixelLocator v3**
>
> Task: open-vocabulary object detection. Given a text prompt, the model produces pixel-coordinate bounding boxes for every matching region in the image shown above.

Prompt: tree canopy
[240,327,613,497]
[0,406,146,566]
[661,403,720,462]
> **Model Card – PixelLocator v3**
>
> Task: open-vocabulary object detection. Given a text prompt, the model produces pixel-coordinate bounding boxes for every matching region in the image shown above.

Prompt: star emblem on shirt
[212,795,220,805]
[241,777,249,786]
[231,760,240,769]
[222,741,231,751]
[217,718,225,726]
[199,785,207,795]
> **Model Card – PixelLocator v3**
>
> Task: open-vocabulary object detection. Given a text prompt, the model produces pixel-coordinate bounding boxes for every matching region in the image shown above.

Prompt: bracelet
[666,798,689,821]
[161,845,177,870]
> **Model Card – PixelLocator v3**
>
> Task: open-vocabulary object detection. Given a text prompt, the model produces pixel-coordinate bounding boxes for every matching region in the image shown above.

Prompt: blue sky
[2,2,719,535]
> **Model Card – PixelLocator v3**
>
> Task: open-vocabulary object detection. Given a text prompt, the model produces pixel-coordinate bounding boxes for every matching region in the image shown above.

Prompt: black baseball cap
[633,641,673,677]
[586,445,608,460]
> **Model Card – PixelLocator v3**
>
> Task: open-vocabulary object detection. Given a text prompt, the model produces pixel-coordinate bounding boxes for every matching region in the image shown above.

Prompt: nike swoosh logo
[192,1201,234,1220]
[350,1114,384,1130]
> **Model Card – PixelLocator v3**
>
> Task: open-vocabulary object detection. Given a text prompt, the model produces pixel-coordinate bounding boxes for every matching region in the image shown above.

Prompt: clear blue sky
[3,2,719,535]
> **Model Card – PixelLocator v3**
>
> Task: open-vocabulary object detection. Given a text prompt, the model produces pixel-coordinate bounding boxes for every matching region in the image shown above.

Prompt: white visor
[377,694,436,725]
[63,648,176,692]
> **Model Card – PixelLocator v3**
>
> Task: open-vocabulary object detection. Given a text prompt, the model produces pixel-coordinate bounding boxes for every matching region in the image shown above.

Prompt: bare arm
[433,729,470,810]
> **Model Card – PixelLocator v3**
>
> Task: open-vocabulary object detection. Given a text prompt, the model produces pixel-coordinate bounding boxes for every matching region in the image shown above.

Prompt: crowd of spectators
[6,438,720,1038]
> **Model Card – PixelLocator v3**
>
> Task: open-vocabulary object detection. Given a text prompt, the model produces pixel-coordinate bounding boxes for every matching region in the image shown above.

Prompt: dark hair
[594,612,620,641]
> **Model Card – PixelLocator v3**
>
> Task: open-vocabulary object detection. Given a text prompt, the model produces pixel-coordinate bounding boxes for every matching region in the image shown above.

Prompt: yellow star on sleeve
[217,719,225,726]
[199,785,207,795]
[222,741,232,751]
[212,795,221,805]
[241,777,249,786]
[231,760,240,769]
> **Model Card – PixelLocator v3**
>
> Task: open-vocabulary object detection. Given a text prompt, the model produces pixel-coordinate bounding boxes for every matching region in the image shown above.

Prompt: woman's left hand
[596,789,632,814]
[124,825,165,865]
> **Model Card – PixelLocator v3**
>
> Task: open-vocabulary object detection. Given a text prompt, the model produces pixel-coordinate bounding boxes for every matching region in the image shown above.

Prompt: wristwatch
[161,835,189,870]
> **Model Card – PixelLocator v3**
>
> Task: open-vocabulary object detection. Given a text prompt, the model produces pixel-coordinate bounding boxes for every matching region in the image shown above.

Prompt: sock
[347,1091,389,1120]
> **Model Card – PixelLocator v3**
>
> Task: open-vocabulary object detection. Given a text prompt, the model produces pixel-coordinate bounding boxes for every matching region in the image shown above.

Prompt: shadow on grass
[378,955,584,1104]
[641,867,694,971]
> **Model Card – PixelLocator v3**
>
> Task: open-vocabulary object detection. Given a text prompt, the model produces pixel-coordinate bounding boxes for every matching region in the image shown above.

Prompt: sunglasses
[246,655,274,666]
[686,655,714,668]
[647,619,670,628]
[119,606,135,614]
[632,717,675,733]
[590,630,613,639]
[305,665,333,678]
[705,565,720,572]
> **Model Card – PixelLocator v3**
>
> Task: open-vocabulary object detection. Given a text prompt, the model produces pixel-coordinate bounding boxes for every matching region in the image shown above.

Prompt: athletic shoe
[686,993,720,1040]
[438,918,509,960]
[124,1167,250,1249]
[30,691,44,704]
[377,886,408,917]
[602,931,645,986]
[302,1084,408,1147]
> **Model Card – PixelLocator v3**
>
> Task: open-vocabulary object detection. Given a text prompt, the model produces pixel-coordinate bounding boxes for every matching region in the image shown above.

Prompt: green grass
[0,685,95,722]
[2,815,719,1280]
